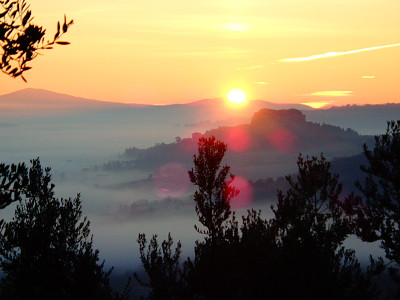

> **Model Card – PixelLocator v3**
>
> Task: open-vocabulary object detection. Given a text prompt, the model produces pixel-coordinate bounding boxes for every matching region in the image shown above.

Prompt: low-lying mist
[0,99,392,295]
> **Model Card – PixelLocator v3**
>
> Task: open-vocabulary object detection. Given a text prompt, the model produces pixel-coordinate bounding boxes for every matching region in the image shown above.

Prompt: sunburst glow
[227,89,247,105]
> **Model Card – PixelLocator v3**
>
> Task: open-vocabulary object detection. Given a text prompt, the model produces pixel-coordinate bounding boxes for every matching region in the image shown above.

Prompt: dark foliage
[344,120,400,296]
[135,233,189,300]
[0,0,73,80]
[187,155,378,300]
[270,154,378,299]
[188,136,238,242]
[137,137,379,300]
[0,161,26,210]
[0,159,123,300]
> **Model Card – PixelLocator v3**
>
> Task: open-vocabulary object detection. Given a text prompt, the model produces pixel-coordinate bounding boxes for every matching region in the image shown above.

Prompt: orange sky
[1,0,400,106]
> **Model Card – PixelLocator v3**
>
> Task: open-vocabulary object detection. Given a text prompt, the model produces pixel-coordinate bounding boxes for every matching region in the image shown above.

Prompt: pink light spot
[266,129,297,153]
[225,127,251,152]
[154,163,189,198]
[230,176,253,208]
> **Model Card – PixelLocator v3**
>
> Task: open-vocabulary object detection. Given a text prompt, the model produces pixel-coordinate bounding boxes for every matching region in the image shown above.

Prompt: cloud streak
[306,91,352,97]
[279,43,400,62]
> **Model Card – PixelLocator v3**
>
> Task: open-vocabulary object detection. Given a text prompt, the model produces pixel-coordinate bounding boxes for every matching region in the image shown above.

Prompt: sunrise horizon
[0,0,399,107]
[2,87,400,110]
[2,1,400,299]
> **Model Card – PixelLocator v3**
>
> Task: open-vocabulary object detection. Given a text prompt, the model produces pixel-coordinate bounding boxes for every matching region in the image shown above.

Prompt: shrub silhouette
[344,120,400,297]
[0,161,27,210]
[0,159,123,299]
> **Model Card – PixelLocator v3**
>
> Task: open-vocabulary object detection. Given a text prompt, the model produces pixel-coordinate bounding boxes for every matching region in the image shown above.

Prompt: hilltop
[112,108,373,180]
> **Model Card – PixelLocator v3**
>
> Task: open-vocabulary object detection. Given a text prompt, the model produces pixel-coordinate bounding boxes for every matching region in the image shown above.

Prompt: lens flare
[154,163,189,199]
[230,176,253,208]
[224,127,251,152]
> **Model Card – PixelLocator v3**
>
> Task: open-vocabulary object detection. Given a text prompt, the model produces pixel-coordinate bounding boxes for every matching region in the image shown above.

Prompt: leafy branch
[0,0,73,81]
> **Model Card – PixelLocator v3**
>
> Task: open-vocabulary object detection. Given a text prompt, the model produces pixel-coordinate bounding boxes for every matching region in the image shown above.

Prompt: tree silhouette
[137,138,378,299]
[136,137,238,299]
[135,233,188,300]
[343,120,400,295]
[0,0,73,81]
[188,136,238,243]
[0,159,121,299]
[270,154,378,299]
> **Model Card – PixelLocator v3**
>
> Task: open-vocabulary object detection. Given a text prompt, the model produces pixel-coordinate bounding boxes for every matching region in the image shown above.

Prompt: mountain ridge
[2,88,400,111]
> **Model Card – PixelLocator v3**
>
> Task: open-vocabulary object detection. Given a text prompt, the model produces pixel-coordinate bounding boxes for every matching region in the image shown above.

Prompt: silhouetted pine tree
[136,136,238,299]
[343,120,400,297]
[188,136,238,243]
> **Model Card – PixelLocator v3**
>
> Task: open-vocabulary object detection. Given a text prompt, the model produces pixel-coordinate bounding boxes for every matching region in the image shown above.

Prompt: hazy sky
[1,0,399,106]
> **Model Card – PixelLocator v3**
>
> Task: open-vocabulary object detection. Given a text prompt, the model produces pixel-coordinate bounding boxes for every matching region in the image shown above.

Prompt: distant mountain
[0,89,308,113]
[0,88,148,116]
[2,88,398,135]
[0,88,309,110]
[304,103,400,135]
[0,88,312,127]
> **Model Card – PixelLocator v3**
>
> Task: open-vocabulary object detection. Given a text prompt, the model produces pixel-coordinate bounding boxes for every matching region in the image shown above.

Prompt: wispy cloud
[236,65,264,70]
[362,75,375,79]
[255,81,269,85]
[306,91,352,97]
[279,43,400,62]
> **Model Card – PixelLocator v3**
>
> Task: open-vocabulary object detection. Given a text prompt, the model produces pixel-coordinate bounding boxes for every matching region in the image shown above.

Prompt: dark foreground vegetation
[0,121,399,299]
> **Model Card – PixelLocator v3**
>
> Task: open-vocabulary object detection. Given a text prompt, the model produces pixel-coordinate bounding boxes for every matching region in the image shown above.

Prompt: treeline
[110,109,372,174]
[0,121,399,299]
[135,121,400,299]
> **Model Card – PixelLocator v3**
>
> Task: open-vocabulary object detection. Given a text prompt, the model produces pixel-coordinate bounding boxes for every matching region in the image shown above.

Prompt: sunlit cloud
[236,65,264,70]
[255,81,269,85]
[301,102,332,109]
[306,91,352,97]
[362,75,375,79]
[279,43,400,62]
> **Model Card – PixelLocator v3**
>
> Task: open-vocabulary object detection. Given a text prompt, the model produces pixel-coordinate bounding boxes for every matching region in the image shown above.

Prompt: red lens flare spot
[266,129,297,153]
[225,127,251,152]
[154,163,189,199]
[230,176,253,208]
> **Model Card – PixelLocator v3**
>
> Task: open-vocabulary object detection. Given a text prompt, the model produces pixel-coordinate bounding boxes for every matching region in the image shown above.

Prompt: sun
[227,89,247,105]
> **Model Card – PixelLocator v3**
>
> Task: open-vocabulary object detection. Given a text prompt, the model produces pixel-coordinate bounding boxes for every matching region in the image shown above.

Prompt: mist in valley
[0,89,393,296]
